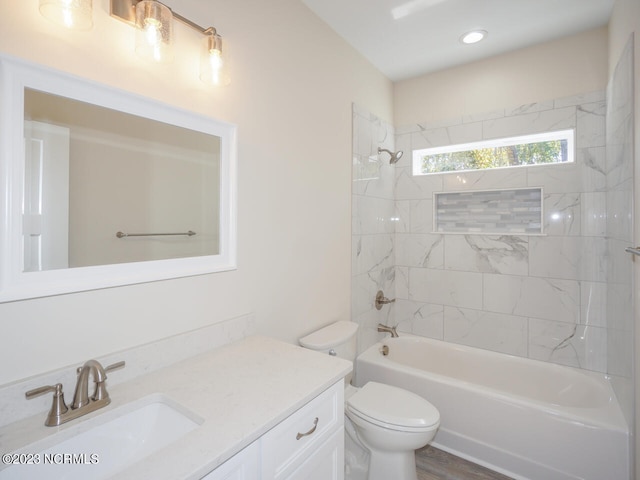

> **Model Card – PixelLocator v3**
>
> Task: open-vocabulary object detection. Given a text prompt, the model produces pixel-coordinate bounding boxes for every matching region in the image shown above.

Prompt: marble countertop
[0,336,352,479]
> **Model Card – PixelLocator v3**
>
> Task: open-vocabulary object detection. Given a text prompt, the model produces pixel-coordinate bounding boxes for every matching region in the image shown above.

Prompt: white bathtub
[355,335,629,480]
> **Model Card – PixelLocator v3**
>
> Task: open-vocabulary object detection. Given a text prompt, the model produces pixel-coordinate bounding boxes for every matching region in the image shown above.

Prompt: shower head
[378,147,404,164]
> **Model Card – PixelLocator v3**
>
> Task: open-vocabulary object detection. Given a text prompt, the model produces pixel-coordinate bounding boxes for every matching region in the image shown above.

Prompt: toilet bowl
[345,382,439,480]
[299,321,440,480]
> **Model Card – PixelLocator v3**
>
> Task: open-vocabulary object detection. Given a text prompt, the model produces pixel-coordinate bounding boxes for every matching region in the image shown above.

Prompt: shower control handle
[375,290,396,310]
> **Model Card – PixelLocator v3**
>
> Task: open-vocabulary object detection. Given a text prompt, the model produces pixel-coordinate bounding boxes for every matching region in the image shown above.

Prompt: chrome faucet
[26,359,125,426]
[377,323,399,338]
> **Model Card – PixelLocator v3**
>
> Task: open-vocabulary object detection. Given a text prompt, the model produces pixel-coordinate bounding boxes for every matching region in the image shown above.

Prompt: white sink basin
[0,395,202,479]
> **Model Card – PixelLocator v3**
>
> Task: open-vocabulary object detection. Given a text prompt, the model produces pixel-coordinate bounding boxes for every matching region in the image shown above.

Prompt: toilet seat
[346,381,440,432]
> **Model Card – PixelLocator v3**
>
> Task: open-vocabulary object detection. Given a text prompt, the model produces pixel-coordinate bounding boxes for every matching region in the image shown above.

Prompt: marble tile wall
[393,91,611,373]
[352,104,396,353]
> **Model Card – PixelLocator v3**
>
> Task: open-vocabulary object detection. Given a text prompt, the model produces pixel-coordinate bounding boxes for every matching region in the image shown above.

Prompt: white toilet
[299,321,440,480]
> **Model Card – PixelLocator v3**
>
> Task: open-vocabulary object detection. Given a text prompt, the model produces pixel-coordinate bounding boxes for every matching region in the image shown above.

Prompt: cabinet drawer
[262,381,343,478]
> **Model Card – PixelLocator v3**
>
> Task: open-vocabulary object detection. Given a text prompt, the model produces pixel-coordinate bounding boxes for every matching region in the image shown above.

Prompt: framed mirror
[0,55,237,302]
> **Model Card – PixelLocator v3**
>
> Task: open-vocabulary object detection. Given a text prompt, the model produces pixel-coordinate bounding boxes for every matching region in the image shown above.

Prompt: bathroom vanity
[203,381,344,479]
[0,336,351,480]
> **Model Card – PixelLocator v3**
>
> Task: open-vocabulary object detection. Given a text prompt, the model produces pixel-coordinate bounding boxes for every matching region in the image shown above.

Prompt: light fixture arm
[110,0,216,36]
[172,11,214,35]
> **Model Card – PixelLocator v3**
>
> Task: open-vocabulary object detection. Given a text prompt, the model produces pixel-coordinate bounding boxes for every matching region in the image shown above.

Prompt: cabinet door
[262,382,343,478]
[280,428,344,480]
[201,442,259,480]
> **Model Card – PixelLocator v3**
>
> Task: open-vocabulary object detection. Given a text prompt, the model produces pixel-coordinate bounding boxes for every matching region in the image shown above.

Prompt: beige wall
[394,27,609,125]
[0,0,393,385]
[609,0,640,478]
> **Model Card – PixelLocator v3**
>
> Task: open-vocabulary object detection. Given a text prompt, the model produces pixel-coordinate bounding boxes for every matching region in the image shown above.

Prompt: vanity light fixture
[39,0,93,30]
[111,0,230,86]
[110,0,230,84]
[460,30,487,45]
[40,0,230,85]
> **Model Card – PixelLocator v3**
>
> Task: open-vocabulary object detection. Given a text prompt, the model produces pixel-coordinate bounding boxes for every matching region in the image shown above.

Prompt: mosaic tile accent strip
[434,187,542,234]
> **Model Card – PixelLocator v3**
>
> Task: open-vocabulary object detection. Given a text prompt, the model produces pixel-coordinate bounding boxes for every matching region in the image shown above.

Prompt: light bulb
[62,1,73,27]
[144,18,162,44]
[460,30,487,45]
[142,18,163,61]
[209,49,223,70]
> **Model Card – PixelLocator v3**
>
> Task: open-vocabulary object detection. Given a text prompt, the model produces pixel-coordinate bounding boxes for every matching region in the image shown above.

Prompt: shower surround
[352,104,396,351]
[352,68,632,384]
[392,90,609,372]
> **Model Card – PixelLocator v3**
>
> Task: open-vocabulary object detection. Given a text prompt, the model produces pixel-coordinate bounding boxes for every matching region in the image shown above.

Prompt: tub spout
[377,323,399,338]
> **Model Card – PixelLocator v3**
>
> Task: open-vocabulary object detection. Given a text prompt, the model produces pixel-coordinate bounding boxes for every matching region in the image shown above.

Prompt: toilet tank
[299,321,358,363]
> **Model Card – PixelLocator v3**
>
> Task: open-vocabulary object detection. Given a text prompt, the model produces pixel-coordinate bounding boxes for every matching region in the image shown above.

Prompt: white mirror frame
[0,54,237,302]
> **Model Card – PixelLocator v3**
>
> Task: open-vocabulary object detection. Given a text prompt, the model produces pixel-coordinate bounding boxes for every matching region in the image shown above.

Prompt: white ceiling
[301,0,614,81]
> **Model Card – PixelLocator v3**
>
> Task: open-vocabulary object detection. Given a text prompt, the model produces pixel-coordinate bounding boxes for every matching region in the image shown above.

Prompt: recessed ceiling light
[461,30,487,44]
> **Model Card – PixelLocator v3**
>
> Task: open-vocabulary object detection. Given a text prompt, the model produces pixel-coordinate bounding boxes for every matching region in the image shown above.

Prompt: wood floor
[416,446,514,480]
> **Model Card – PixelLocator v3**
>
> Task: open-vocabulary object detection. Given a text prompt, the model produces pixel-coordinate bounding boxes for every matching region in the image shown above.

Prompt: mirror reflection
[23,88,221,272]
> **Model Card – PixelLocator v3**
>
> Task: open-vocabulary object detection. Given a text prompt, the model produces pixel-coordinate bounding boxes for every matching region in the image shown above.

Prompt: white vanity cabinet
[261,381,344,479]
[269,429,343,480]
[0,337,351,480]
[202,381,344,480]
[201,443,260,480]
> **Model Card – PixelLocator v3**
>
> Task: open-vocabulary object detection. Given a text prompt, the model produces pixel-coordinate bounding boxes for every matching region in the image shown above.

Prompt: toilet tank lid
[299,321,358,350]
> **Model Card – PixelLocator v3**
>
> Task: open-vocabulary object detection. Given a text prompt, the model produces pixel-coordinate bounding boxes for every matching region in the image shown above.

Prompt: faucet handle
[25,383,69,426]
[25,383,64,399]
[75,360,125,376]
[104,361,126,373]
[92,361,125,402]
[375,290,396,310]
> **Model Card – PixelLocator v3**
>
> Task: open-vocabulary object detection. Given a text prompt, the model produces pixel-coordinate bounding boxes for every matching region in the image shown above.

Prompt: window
[413,129,574,175]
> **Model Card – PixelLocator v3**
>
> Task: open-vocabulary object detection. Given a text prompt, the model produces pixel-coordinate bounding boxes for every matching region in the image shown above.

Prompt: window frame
[412,129,575,176]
